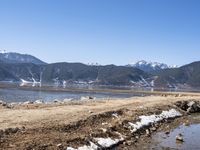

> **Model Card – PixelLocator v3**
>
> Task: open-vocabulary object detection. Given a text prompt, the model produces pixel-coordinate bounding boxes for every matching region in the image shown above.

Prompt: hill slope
[0,52,46,64]
[42,63,150,85]
[153,61,200,87]
[0,63,43,82]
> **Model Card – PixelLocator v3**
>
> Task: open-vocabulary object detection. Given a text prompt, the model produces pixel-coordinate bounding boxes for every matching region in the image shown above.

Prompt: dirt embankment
[0,94,200,150]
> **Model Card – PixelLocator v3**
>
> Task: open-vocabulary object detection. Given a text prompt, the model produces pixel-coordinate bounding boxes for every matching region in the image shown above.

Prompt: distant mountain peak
[128,60,178,72]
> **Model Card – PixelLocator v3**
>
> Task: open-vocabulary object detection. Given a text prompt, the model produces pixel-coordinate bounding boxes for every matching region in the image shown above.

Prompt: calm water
[0,88,141,103]
[149,114,200,150]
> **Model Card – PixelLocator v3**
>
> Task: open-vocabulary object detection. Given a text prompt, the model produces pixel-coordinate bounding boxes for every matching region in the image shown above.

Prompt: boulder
[187,101,195,107]
[176,133,184,142]
[187,101,200,113]
[175,101,188,111]
[175,101,200,113]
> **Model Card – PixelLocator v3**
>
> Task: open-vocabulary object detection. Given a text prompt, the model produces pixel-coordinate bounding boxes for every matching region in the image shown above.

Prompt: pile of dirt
[0,105,181,150]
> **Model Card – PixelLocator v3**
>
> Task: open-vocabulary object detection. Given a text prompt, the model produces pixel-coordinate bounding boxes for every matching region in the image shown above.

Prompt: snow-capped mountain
[0,50,46,65]
[127,60,178,72]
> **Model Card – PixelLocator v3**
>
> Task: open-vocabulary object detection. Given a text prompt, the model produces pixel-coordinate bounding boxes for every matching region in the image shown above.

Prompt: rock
[81,96,95,101]
[183,120,190,126]
[5,104,12,109]
[23,101,33,105]
[175,101,188,111]
[0,101,12,109]
[175,101,200,113]
[2,103,7,107]
[154,123,159,128]
[0,100,4,104]
[88,96,94,100]
[88,110,93,114]
[4,127,19,134]
[53,99,60,103]
[0,129,4,136]
[100,128,107,133]
[57,143,63,149]
[126,140,132,146]
[187,107,195,113]
[102,122,108,125]
[112,113,119,118]
[188,101,200,113]
[21,126,26,130]
[151,127,157,131]
[135,135,139,139]
[186,102,200,113]
[145,129,150,136]
[176,133,184,142]
[187,101,195,107]
[165,130,170,135]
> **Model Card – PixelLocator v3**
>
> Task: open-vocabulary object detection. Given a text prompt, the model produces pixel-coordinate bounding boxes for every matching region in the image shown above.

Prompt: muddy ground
[0,94,200,150]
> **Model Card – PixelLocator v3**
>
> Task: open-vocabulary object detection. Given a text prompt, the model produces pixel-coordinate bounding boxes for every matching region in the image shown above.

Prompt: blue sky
[0,0,200,66]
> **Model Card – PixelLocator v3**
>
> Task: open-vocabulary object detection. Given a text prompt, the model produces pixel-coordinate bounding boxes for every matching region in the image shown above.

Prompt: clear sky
[0,0,200,66]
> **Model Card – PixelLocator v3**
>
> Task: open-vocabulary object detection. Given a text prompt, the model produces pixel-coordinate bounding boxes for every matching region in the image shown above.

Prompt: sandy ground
[0,95,199,130]
[0,94,200,149]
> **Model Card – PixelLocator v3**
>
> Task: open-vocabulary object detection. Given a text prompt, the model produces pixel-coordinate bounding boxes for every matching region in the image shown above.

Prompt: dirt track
[0,94,200,149]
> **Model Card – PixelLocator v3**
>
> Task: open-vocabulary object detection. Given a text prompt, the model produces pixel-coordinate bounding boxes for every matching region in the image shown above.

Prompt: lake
[0,87,142,103]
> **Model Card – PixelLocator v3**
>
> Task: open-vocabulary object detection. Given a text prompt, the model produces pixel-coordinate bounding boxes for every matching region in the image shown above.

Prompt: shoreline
[1,83,200,97]
[0,94,200,149]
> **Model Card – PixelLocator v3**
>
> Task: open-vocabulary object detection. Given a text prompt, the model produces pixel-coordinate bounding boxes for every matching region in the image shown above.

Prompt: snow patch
[20,78,41,87]
[20,79,32,83]
[66,142,98,150]
[140,76,150,86]
[129,109,182,133]
[0,50,6,54]
[34,100,44,104]
[128,60,178,70]
[94,137,122,148]
[66,136,124,150]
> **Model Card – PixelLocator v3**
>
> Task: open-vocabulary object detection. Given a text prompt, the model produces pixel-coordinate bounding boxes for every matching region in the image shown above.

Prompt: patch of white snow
[129,109,182,133]
[94,137,123,148]
[66,142,98,150]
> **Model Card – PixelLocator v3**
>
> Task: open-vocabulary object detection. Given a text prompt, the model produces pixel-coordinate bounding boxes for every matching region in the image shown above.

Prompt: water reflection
[150,123,200,149]
[0,88,141,103]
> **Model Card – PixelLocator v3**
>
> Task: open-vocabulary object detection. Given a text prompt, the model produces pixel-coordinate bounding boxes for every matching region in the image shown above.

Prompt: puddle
[148,115,200,150]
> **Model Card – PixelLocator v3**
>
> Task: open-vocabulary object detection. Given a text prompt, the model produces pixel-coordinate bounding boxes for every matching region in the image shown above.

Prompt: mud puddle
[148,114,200,150]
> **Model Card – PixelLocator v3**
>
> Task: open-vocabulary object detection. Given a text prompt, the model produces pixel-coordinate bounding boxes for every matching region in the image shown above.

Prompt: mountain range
[0,51,200,89]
